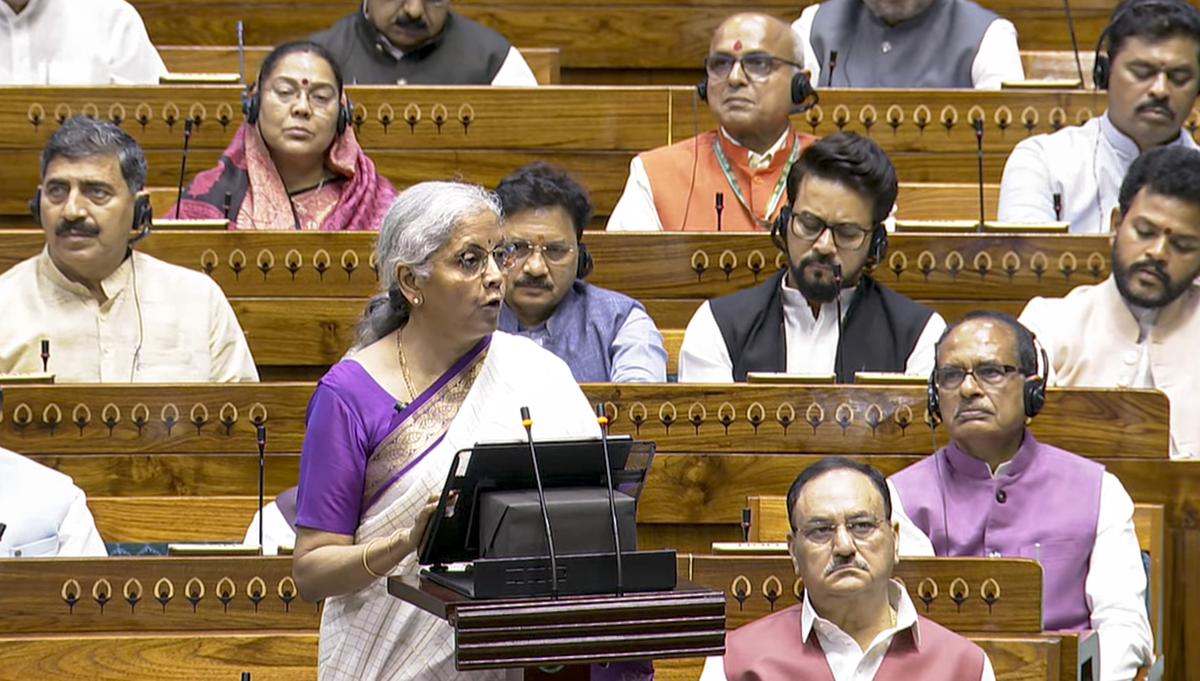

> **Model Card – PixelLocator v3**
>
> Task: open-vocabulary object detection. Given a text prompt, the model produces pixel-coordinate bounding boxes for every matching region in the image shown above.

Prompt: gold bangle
[362,537,389,579]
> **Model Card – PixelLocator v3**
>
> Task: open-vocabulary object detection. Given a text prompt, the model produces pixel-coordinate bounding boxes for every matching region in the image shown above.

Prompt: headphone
[242,84,353,136]
[1092,0,1200,89]
[576,241,594,279]
[770,205,888,264]
[29,189,153,244]
[697,69,819,112]
[927,335,1050,427]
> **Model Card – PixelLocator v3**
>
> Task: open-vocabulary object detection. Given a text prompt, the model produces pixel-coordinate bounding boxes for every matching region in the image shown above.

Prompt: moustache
[824,556,870,577]
[955,401,994,417]
[393,17,429,31]
[1137,100,1174,118]
[1130,260,1169,284]
[55,220,99,237]
[514,277,554,291]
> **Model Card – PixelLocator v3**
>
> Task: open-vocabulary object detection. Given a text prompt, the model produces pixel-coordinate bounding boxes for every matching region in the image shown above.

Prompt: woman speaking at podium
[290,181,603,680]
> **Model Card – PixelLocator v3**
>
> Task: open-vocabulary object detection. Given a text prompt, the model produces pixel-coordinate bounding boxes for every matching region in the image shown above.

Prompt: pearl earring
[413,297,421,305]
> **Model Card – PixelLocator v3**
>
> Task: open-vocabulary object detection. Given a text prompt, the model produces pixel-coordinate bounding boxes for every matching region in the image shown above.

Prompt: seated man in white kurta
[0,446,106,557]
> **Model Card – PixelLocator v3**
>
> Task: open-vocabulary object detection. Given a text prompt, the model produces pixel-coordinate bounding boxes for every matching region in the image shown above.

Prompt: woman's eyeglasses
[455,244,516,278]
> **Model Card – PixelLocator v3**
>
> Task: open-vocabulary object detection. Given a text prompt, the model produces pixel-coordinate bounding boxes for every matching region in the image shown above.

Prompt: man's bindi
[733,40,743,51]
[301,78,310,86]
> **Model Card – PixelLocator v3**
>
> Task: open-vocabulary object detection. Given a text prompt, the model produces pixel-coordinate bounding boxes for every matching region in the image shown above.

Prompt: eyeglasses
[799,517,883,545]
[510,240,576,264]
[933,363,1021,390]
[704,52,802,80]
[454,244,516,278]
[790,212,872,250]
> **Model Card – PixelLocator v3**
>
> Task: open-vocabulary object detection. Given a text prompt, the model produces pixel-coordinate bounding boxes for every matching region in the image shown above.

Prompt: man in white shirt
[1020,145,1200,460]
[703,458,994,681]
[890,312,1153,681]
[998,0,1200,233]
[0,116,259,383]
[0,0,166,84]
[679,133,944,383]
[792,0,1024,89]
[312,0,536,86]
[0,446,106,557]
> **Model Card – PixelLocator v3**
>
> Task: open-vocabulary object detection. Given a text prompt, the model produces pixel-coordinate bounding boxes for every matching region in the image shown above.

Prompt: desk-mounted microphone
[715,192,725,232]
[596,404,624,596]
[173,118,194,217]
[826,50,839,88]
[40,339,49,373]
[256,424,267,553]
[832,264,846,382]
[973,118,986,232]
[520,406,559,599]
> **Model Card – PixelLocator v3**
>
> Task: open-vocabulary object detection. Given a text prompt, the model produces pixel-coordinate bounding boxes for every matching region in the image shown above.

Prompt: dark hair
[257,40,345,95]
[1105,0,1200,66]
[785,132,897,227]
[494,162,593,240]
[786,457,892,531]
[1117,145,1200,215]
[40,116,148,193]
[934,310,1039,377]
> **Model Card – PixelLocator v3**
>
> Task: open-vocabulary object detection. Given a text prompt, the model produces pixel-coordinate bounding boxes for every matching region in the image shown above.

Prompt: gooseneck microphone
[740,507,752,542]
[40,339,49,373]
[826,50,839,88]
[1061,0,1086,87]
[832,264,846,383]
[236,21,246,84]
[256,424,267,553]
[0,523,7,543]
[1053,193,1064,221]
[520,407,559,599]
[595,404,624,596]
[174,118,194,218]
[973,119,986,232]
[714,192,725,232]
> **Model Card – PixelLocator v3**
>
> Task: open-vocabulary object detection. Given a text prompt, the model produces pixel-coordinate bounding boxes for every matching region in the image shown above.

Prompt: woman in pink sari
[171,41,396,230]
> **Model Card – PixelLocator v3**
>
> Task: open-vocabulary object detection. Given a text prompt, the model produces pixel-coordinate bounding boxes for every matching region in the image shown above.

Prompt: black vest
[311,12,511,85]
[709,270,934,382]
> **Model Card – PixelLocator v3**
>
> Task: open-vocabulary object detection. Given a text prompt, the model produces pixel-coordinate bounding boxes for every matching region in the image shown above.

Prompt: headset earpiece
[1024,344,1050,418]
[771,205,791,253]
[29,188,42,224]
[927,367,942,428]
[696,80,708,102]
[576,241,594,279]
[129,194,153,244]
[867,224,888,265]
[338,94,353,135]
[791,71,819,111]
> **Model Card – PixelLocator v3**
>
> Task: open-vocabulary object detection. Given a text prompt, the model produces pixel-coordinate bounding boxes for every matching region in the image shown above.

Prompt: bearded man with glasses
[889,311,1152,681]
[701,457,994,680]
[607,12,819,232]
[678,133,944,382]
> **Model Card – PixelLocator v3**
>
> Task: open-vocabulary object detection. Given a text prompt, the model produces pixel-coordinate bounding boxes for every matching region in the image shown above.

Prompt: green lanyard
[713,135,802,228]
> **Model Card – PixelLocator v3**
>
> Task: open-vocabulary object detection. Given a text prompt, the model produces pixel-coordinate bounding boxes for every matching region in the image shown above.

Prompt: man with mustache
[607,13,818,232]
[0,116,258,382]
[496,163,667,382]
[792,0,1024,89]
[311,0,536,86]
[678,133,943,382]
[701,457,994,680]
[890,311,1152,681]
[1020,145,1200,460]
[998,0,1200,233]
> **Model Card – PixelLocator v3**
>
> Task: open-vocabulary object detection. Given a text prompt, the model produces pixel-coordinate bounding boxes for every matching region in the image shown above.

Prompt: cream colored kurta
[0,249,259,383]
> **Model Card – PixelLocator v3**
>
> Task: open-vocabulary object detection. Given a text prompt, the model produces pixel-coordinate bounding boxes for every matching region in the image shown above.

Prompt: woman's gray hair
[356,181,503,346]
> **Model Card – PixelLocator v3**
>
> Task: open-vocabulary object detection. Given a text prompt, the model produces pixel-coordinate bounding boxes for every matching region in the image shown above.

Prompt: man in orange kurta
[607,13,817,232]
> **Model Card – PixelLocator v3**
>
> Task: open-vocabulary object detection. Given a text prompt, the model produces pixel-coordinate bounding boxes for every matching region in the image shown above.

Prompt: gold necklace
[396,329,417,402]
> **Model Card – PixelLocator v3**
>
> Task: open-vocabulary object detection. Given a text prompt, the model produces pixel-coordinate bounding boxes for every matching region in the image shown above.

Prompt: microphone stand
[596,404,624,596]
[974,119,986,233]
[174,118,194,217]
[520,407,559,599]
[1061,0,1086,87]
[256,424,267,554]
[832,264,846,383]
[826,50,839,87]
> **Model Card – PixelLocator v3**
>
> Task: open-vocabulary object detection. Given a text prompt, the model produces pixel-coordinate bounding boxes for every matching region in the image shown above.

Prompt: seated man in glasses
[890,312,1152,681]
[679,133,943,382]
[701,457,994,680]
[606,12,818,231]
[496,163,667,382]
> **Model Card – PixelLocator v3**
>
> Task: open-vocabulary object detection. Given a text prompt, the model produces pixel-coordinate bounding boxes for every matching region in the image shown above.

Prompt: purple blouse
[294,360,406,535]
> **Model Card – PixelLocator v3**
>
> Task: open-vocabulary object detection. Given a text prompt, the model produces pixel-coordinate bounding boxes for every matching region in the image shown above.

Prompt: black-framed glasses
[704,52,802,80]
[454,244,515,278]
[800,517,883,545]
[510,240,575,264]
[791,212,872,249]
[933,363,1021,390]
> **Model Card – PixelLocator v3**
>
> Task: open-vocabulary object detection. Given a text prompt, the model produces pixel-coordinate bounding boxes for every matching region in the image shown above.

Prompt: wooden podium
[388,573,726,677]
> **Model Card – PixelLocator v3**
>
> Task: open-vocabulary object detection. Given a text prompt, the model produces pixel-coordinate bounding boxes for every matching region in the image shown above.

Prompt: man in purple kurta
[701,457,993,681]
[889,311,1152,681]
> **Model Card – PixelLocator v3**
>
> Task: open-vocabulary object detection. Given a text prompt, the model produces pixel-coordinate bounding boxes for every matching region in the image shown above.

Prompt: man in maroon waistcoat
[889,311,1152,681]
[702,457,994,680]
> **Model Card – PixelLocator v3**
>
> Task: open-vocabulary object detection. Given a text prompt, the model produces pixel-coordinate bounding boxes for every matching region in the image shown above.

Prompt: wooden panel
[0,557,318,634]
[897,182,999,221]
[1135,504,1166,657]
[89,496,260,542]
[28,453,301,497]
[0,634,318,681]
[1022,50,1098,89]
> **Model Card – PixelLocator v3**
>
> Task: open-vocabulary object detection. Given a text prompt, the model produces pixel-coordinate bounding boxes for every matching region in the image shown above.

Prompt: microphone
[222,192,233,221]
[740,507,752,542]
[826,50,839,87]
[0,523,7,543]
[173,118,194,218]
[973,118,986,232]
[256,424,267,554]
[1061,0,1086,87]
[520,406,559,599]
[714,192,725,232]
[241,673,251,681]
[40,339,49,372]
[1053,192,1064,221]
[595,404,624,596]
[832,263,846,382]
[236,20,246,84]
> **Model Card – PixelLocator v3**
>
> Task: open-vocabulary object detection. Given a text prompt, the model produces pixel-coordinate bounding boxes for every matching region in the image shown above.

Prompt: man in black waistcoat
[678,133,945,382]
[311,0,537,85]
